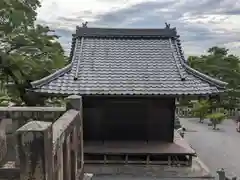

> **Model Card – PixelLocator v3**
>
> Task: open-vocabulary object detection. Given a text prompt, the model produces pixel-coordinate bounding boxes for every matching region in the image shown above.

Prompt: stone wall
[176,107,237,118]
[0,107,66,167]
[0,95,84,180]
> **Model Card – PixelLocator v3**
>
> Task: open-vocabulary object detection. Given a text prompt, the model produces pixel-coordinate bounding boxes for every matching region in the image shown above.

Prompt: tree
[208,47,228,56]
[191,100,210,123]
[0,0,67,106]
[206,110,227,130]
[188,47,240,109]
[177,96,195,107]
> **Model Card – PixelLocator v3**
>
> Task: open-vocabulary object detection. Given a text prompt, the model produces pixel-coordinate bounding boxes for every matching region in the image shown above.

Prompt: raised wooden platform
[84,131,196,166]
[84,156,213,179]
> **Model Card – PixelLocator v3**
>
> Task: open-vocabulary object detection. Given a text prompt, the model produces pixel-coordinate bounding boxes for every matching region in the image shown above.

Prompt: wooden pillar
[16,121,53,180]
[66,95,84,180]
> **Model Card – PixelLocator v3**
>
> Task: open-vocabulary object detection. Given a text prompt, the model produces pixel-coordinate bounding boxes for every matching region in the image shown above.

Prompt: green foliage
[207,112,226,121]
[178,97,193,107]
[191,100,210,122]
[190,98,227,130]
[188,47,240,109]
[0,0,40,33]
[0,92,11,106]
[0,90,23,106]
[45,97,66,107]
[0,0,67,105]
[206,111,227,129]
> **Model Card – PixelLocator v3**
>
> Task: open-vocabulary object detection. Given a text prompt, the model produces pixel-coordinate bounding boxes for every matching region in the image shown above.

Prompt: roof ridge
[75,26,177,38]
[69,34,77,62]
[173,38,227,88]
[168,38,186,81]
[77,27,176,30]
[74,37,84,80]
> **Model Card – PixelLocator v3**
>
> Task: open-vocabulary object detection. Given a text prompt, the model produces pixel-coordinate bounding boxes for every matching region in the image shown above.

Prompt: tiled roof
[30,26,227,96]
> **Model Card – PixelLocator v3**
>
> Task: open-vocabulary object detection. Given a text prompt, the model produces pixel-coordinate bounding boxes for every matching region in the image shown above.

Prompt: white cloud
[37,0,154,23]
[180,14,240,32]
[224,42,240,49]
[37,0,240,57]
[37,0,157,31]
[214,15,240,31]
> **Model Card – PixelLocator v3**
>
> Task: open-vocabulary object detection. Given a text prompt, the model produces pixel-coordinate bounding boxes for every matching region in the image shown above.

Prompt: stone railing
[0,123,7,165]
[0,106,66,166]
[0,106,65,134]
[0,95,84,180]
[176,107,237,118]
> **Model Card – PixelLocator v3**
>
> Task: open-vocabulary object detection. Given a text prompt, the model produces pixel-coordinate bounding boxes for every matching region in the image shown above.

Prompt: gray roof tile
[31,27,227,96]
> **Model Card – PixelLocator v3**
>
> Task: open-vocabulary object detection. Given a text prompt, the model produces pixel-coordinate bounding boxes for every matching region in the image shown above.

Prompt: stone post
[16,121,53,180]
[63,134,71,180]
[66,95,82,112]
[66,95,84,179]
[0,119,7,164]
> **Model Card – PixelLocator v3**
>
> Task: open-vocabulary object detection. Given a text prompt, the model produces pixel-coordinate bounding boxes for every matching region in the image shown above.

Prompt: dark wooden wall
[83,96,175,142]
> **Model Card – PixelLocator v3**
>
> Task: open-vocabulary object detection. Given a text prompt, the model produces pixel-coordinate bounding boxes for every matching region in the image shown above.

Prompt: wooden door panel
[83,107,103,141]
[103,100,147,141]
[147,107,172,141]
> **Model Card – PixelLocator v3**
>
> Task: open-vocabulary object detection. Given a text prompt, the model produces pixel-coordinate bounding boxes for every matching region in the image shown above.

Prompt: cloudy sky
[37,0,240,57]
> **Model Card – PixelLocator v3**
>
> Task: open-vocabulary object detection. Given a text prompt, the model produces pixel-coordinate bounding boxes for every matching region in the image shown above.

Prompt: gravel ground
[182,118,240,178]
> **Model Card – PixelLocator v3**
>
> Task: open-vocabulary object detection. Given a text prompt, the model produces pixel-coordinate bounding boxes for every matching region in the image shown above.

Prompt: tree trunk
[212,121,217,130]
[199,116,203,123]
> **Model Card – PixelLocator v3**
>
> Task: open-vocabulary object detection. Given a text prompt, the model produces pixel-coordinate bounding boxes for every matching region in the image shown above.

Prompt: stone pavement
[181,118,240,178]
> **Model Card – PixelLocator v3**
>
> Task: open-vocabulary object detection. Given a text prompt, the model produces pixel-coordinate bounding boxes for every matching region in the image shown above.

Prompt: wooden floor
[85,131,195,155]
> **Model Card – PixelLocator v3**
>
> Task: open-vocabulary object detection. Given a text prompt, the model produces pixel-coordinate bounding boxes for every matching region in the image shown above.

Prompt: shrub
[206,111,226,130]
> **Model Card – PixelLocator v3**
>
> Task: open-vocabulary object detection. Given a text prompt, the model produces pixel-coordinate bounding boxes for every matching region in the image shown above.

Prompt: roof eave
[29,89,224,97]
[183,64,228,88]
[173,37,228,89]
[31,36,80,88]
[31,63,72,88]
